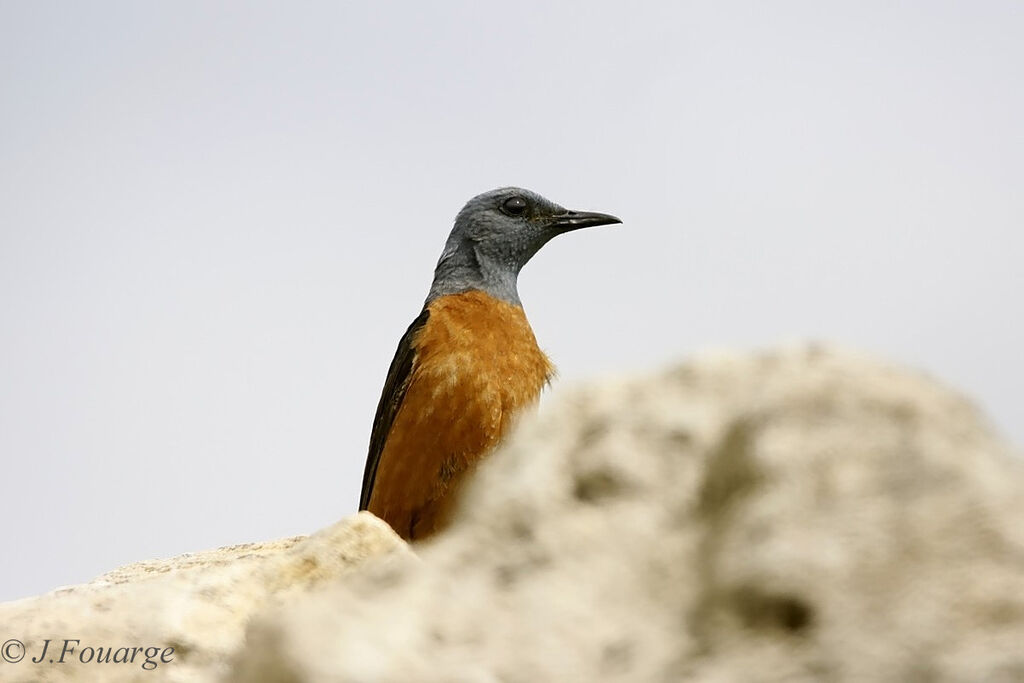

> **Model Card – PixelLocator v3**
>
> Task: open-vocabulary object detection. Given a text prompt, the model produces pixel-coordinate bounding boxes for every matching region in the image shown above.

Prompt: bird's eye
[501,196,528,216]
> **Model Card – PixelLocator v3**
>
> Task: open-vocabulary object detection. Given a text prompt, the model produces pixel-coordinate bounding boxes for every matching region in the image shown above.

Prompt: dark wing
[359,308,430,510]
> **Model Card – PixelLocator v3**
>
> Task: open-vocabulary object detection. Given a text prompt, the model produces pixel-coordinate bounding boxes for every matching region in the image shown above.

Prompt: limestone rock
[5,346,1021,683]
[0,513,406,683]
[228,346,1024,682]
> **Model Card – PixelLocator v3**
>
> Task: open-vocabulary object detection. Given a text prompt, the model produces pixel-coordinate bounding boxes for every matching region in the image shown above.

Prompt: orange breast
[367,290,553,540]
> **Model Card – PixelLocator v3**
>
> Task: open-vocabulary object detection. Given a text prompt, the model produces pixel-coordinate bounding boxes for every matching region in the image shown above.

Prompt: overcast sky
[1,2,1021,602]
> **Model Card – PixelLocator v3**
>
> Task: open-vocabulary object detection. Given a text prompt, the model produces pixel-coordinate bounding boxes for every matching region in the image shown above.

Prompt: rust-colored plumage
[363,291,553,540]
[358,187,620,541]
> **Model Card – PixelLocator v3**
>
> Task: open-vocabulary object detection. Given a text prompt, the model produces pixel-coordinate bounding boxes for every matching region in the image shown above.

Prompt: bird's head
[428,187,621,305]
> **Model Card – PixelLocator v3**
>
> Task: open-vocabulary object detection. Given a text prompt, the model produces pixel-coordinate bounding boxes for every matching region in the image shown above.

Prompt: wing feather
[359,308,430,510]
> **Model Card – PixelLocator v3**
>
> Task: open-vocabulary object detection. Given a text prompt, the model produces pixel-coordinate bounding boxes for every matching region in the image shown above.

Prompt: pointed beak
[548,210,622,232]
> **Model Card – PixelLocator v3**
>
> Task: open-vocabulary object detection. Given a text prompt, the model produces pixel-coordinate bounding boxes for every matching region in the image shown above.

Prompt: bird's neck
[426,245,522,306]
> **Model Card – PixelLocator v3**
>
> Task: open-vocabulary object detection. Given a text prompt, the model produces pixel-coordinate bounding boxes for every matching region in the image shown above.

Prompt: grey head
[426,187,621,306]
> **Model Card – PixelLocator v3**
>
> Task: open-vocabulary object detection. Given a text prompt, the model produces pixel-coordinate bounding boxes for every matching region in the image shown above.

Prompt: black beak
[548,210,622,232]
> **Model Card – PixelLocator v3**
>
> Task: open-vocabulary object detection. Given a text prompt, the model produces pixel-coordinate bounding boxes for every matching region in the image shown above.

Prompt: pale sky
[1,1,1021,601]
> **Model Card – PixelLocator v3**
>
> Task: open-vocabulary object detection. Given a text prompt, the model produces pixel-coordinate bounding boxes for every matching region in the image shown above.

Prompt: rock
[0,514,406,683]
[227,345,1024,682]
[5,346,1021,683]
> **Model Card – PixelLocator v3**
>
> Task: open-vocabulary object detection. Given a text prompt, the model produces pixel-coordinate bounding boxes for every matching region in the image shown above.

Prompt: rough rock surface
[0,514,406,683]
[226,346,1024,683]
[4,346,1023,683]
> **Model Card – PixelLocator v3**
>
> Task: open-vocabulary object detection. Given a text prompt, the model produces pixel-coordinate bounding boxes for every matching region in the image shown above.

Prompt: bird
[359,187,621,541]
